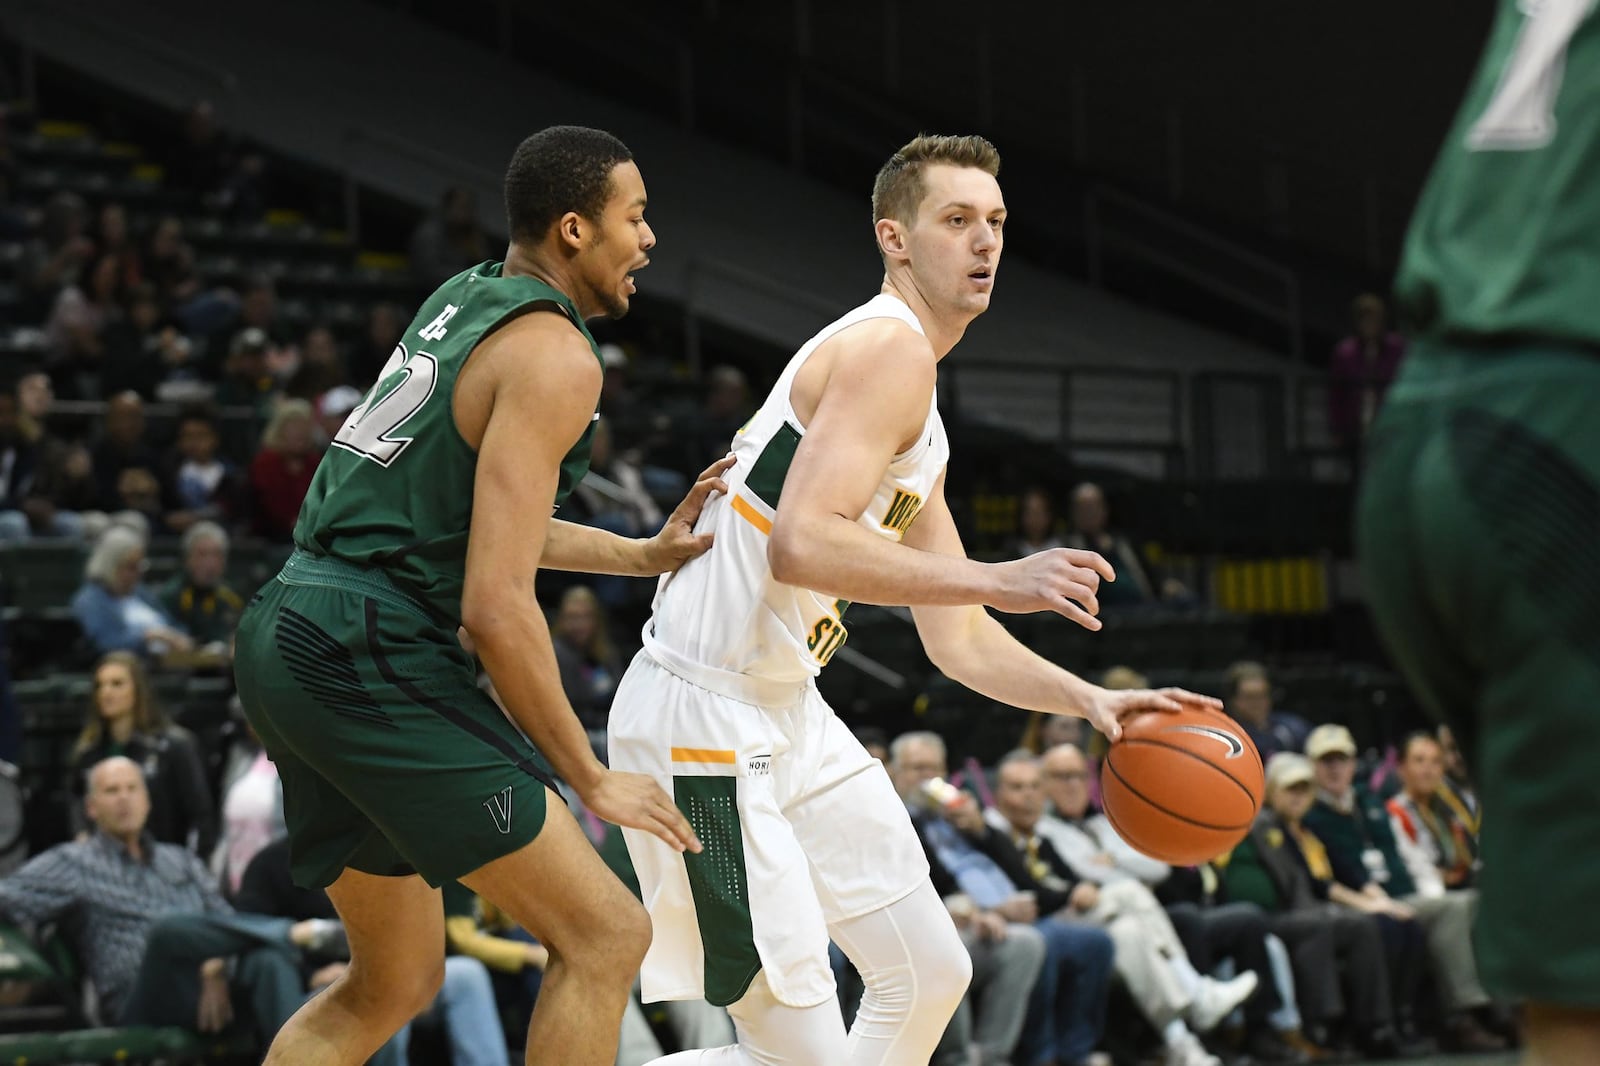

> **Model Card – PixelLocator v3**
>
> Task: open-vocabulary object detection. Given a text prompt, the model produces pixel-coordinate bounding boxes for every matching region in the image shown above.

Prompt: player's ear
[557,211,585,252]
[875,218,908,261]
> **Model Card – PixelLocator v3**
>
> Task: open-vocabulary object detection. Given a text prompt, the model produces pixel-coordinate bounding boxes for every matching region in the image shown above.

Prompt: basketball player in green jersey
[233,126,731,1066]
[1358,3,1600,1062]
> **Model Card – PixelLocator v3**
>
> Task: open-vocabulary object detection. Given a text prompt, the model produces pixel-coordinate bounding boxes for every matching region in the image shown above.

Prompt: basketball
[1100,707,1264,865]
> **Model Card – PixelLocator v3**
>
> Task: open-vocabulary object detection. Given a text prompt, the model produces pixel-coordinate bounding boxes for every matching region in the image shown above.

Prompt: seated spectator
[1304,724,1506,1052]
[71,527,194,659]
[1008,486,1066,558]
[988,750,1256,1066]
[0,756,307,1037]
[15,375,97,537]
[21,191,93,318]
[1387,732,1480,893]
[46,252,121,397]
[0,389,46,542]
[889,731,1105,1066]
[1223,753,1415,1058]
[145,216,206,325]
[216,328,282,447]
[68,651,216,855]
[100,283,193,400]
[410,186,489,288]
[1434,724,1480,834]
[551,586,623,740]
[1329,293,1406,450]
[1039,743,1303,1064]
[211,721,281,899]
[114,465,166,533]
[240,841,503,1066]
[249,399,322,541]
[91,391,162,513]
[286,325,350,403]
[1063,482,1157,605]
[159,521,244,650]
[1223,662,1312,760]
[162,407,241,534]
[95,202,143,290]
[569,416,664,536]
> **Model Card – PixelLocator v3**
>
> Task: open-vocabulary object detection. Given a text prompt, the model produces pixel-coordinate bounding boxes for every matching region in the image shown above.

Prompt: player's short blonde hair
[871,134,1001,228]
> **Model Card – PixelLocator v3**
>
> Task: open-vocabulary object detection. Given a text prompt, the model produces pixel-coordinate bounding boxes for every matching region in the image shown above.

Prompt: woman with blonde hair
[68,651,216,855]
[70,526,193,658]
[248,398,322,541]
[550,586,623,739]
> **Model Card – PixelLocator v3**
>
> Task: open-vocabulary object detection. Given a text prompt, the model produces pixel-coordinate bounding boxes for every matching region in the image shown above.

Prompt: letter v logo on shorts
[483,785,513,834]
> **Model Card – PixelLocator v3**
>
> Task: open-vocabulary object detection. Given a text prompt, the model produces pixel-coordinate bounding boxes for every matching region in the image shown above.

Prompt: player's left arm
[905,473,1221,741]
[540,455,735,576]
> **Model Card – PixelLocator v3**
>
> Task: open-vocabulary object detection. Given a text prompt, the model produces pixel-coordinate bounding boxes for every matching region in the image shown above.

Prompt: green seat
[0,1030,66,1064]
[0,924,61,984]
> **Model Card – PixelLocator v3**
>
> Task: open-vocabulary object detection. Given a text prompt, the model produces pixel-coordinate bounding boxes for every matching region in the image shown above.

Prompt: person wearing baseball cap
[1303,728,1509,1052]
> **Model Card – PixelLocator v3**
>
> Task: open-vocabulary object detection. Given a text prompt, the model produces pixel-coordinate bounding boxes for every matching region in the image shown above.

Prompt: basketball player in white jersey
[608,134,1222,1065]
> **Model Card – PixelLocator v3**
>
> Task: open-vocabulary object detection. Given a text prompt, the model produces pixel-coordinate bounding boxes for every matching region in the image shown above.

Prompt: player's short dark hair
[871,133,1001,227]
[504,126,634,244]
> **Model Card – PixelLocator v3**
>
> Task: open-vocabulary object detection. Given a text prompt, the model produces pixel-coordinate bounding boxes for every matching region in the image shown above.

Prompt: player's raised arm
[903,473,1221,740]
[460,315,697,853]
[768,321,1114,623]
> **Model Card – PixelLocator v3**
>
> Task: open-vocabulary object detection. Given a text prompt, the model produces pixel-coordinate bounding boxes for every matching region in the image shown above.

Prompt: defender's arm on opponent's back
[768,319,1111,628]
[902,472,1221,740]
[457,313,698,853]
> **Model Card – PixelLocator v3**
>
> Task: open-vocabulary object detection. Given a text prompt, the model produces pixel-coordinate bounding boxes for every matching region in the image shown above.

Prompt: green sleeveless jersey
[294,261,601,623]
[1397,0,1600,345]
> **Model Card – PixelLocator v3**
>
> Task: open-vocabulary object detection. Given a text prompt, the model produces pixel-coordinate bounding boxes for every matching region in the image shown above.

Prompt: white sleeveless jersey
[648,294,950,686]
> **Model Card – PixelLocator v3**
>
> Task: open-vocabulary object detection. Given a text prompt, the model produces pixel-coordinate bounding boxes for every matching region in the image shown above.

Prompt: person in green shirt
[1357,3,1600,1060]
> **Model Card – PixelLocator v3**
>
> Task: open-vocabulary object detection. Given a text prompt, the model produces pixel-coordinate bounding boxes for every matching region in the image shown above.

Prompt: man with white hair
[160,520,244,649]
[71,526,193,658]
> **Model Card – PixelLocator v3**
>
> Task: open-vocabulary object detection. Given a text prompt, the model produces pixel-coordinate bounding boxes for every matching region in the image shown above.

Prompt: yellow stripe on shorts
[671,747,738,765]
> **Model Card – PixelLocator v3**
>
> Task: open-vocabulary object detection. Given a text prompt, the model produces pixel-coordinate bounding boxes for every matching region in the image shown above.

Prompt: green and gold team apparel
[1359,0,1600,1003]
[234,262,602,889]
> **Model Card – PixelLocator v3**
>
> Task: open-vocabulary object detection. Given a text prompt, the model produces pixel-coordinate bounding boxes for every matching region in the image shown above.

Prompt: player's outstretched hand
[989,547,1116,629]
[1084,686,1224,743]
[582,769,703,854]
[644,454,737,575]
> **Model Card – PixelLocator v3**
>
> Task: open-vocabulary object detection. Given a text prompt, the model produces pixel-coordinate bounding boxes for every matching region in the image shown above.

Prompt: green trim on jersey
[745,422,803,509]
[1397,0,1600,345]
[293,262,602,624]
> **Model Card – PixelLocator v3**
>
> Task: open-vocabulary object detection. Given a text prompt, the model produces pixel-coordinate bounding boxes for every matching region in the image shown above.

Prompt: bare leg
[1523,1004,1600,1066]
[464,789,651,1066]
[262,869,445,1065]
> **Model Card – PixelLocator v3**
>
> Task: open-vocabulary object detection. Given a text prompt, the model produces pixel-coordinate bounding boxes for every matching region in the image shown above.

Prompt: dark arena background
[0,1,1525,1064]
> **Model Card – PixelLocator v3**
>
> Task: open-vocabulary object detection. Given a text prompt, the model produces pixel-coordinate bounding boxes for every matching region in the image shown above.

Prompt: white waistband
[641,632,809,709]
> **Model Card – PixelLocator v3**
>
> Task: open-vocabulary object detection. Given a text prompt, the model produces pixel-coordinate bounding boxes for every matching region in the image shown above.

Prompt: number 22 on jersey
[333,343,440,467]
[1469,0,1599,150]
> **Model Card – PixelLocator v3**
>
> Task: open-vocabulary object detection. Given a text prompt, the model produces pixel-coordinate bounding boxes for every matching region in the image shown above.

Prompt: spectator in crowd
[352,302,408,387]
[159,521,244,650]
[114,465,166,533]
[95,202,143,290]
[1387,732,1480,894]
[596,343,645,446]
[212,722,281,899]
[68,651,215,855]
[240,841,505,1066]
[0,757,313,1036]
[213,275,287,380]
[314,385,362,448]
[216,328,281,431]
[0,390,45,542]
[1328,293,1406,449]
[1020,709,1086,757]
[248,399,322,541]
[90,392,162,513]
[16,374,96,538]
[285,324,350,402]
[410,186,490,288]
[1224,753,1415,1058]
[988,751,1256,1066]
[1434,724,1480,832]
[1008,486,1066,558]
[1036,743,1302,1063]
[551,586,623,742]
[71,527,194,659]
[888,732,1054,1066]
[1223,662,1312,760]
[162,407,240,534]
[21,190,93,315]
[1303,724,1507,1052]
[1063,482,1156,605]
[45,252,121,395]
[145,216,208,326]
[100,283,194,399]
[569,416,664,536]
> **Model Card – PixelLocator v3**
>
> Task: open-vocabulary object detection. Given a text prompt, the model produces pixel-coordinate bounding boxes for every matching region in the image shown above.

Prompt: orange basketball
[1100,707,1264,866]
